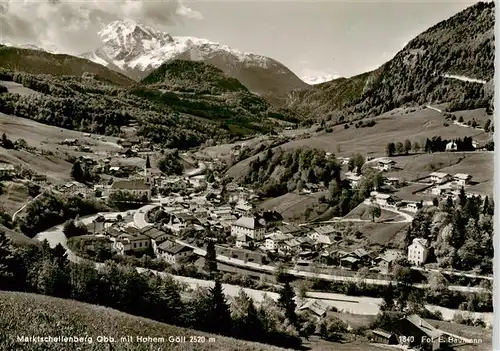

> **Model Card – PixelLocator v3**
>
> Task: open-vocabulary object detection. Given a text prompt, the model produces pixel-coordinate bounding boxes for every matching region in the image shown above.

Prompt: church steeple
[144,155,152,185]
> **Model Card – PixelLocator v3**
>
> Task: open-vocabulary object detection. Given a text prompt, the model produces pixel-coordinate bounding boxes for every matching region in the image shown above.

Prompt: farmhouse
[371,330,399,345]
[376,158,396,171]
[429,172,451,184]
[453,173,472,187]
[0,163,15,176]
[375,249,404,274]
[392,315,442,351]
[345,171,362,187]
[340,256,359,270]
[231,216,266,241]
[157,242,193,265]
[370,191,396,207]
[298,300,328,319]
[235,201,253,215]
[407,238,429,266]
[62,138,78,146]
[235,234,253,249]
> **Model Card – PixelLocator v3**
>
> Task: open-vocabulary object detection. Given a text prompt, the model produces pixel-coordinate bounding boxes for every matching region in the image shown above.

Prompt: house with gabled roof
[157,241,193,265]
[392,314,442,351]
[453,173,472,187]
[298,300,329,319]
[231,216,266,241]
[429,172,451,184]
[141,226,171,255]
[408,238,429,266]
[376,158,396,171]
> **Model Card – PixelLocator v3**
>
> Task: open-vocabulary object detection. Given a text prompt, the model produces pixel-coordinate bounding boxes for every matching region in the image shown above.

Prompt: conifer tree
[204,239,217,275]
[208,275,232,335]
[0,230,13,289]
[278,280,297,326]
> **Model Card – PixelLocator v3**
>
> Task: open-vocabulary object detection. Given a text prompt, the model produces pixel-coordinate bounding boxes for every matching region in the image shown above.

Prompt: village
[0,128,493,351]
[36,134,487,281]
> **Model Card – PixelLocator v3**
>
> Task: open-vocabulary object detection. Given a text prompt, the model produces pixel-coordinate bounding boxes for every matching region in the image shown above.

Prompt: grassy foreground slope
[0,291,287,351]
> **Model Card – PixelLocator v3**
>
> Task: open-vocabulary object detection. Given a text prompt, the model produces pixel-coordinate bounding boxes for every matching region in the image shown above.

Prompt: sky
[0,0,481,81]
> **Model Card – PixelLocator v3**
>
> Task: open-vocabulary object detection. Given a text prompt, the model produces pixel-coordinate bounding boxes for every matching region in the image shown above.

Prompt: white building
[376,159,396,171]
[370,191,396,207]
[407,238,429,266]
[345,171,362,187]
[0,163,15,176]
[114,234,151,255]
[231,216,266,241]
[445,141,458,151]
[453,173,472,187]
[265,232,294,251]
[429,172,451,184]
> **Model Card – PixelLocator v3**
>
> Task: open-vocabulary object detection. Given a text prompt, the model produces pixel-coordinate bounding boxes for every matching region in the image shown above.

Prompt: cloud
[0,0,203,54]
[176,3,204,20]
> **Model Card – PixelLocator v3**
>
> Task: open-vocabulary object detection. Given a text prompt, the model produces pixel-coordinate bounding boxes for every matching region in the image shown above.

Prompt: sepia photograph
[0,0,495,350]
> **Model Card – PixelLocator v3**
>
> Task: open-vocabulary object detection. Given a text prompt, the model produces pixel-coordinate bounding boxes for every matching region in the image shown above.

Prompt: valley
[0,2,495,351]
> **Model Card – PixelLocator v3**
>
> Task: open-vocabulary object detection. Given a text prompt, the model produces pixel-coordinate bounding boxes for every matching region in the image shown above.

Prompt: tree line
[386,135,477,156]
[404,191,494,275]
[0,234,321,349]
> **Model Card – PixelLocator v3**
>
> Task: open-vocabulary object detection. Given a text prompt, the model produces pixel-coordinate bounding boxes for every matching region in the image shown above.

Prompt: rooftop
[429,172,450,178]
[158,241,193,255]
[111,179,150,190]
[232,216,264,230]
[454,173,472,180]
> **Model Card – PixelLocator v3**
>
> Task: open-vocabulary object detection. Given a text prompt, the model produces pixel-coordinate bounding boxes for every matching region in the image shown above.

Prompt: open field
[0,113,122,154]
[352,222,409,248]
[0,148,72,184]
[278,107,489,158]
[344,204,404,222]
[381,151,493,183]
[0,291,286,351]
[258,192,327,222]
[0,181,29,215]
[0,224,38,246]
[451,108,491,125]
[438,152,494,184]
[425,319,491,351]
[394,183,435,202]
[0,80,39,96]
[227,107,490,180]
[327,312,375,329]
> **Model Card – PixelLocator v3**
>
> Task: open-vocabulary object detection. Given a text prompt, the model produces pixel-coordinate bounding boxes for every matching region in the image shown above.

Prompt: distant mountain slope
[0,51,294,149]
[81,20,308,99]
[287,1,495,121]
[141,60,249,94]
[135,60,299,134]
[0,45,134,87]
[0,291,285,351]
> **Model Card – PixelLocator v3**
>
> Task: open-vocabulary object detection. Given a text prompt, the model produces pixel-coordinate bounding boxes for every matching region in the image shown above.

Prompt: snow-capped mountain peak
[79,19,308,97]
[301,74,340,85]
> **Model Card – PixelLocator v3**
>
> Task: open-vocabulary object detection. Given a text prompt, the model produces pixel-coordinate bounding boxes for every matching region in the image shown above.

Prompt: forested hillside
[0,45,134,87]
[0,52,295,147]
[287,1,495,122]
